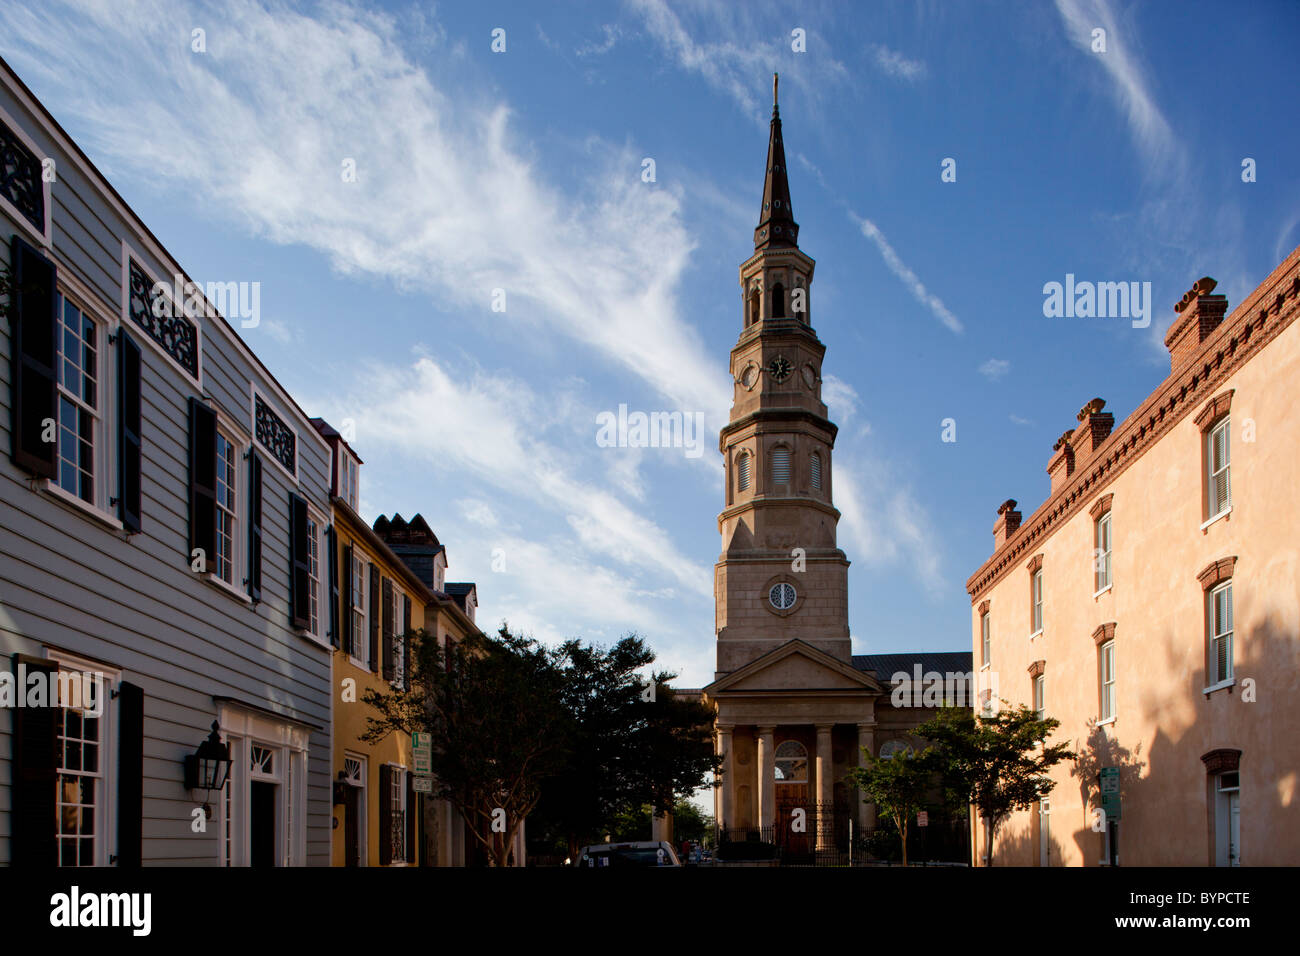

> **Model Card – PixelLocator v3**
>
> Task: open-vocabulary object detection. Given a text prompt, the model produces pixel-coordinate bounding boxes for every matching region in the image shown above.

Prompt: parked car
[575,841,682,867]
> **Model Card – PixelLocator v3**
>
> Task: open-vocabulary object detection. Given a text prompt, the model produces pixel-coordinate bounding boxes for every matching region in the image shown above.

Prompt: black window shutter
[381,577,394,681]
[369,564,381,673]
[247,451,263,602]
[187,397,217,570]
[405,768,417,864]
[402,594,412,690]
[288,492,310,628]
[116,680,144,867]
[8,236,59,479]
[116,332,143,532]
[327,526,340,648]
[11,654,58,865]
[378,765,393,866]
[341,543,354,655]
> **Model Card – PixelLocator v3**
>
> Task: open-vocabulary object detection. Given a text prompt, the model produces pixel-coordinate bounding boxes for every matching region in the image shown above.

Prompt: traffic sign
[412,775,433,794]
[917,811,929,827]
[412,732,432,775]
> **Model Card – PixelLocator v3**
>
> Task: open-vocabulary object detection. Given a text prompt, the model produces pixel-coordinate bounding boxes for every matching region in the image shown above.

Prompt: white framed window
[214,427,240,586]
[1031,569,1043,635]
[1034,675,1045,720]
[1209,581,1233,685]
[810,452,822,490]
[339,452,359,511]
[770,446,791,483]
[48,650,120,868]
[54,292,102,506]
[1100,640,1116,721]
[306,512,322,639]
[389,765,407,864]
[981,612,991,668]
[1207,417,1231,519]
[0,102,55,246]
[737,451,751,492]
[1094,512,1112,593]
[351,554,368,668]
[342,754,368,867]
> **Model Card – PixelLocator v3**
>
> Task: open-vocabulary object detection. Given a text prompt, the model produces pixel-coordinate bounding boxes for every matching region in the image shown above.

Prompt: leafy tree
[670,796,713,847]
[916,702,1075,867]
[361,625,571,867]
[530,634,719,857]
[844,746,932,865]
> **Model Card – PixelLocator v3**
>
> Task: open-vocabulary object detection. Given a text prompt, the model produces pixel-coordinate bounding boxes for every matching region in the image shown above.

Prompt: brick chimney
[1047,429,1075,495]
[1164,276,1228,371]
[993,498,1022,550]
[1071,398,1114,469]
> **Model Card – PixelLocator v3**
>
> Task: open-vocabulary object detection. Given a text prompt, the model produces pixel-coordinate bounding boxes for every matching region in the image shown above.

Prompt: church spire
[754,72,799,251]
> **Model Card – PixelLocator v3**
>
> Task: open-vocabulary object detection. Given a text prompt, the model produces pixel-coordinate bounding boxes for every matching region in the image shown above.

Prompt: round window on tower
[769,582,797,611]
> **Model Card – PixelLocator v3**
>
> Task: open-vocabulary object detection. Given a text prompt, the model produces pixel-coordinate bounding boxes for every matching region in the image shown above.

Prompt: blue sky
[3,0,1297,688]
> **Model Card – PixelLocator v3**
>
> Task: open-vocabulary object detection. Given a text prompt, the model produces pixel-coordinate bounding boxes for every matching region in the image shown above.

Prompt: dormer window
[339,452,359,511]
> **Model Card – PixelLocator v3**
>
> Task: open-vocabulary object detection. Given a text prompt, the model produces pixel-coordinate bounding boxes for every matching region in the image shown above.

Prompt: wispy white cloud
[1009,414,1034,426]
[871,44,926,82]
[849,212,964,334]
[979,358,1011,381]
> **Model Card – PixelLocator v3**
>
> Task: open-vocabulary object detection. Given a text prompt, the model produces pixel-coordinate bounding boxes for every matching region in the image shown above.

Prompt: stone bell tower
[714,74,851,677]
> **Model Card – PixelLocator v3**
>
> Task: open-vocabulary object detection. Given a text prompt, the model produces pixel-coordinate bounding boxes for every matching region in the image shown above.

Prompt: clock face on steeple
[767,355,793,383]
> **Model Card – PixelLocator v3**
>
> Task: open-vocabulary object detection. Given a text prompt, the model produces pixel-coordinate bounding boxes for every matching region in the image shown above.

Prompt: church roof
[852,651,975,680]
[754,72,799,251]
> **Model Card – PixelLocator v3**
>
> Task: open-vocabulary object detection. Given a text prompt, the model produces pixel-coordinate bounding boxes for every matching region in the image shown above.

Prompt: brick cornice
[1092,622,1116,646]
[1193,388,1234,431]
[1028,659,1045,678]
[968,248,1300,603]
[1027,553,1043,574]
[1200,748,1242,774]
[1088,493,1114,521]
[1197,556,1237,591]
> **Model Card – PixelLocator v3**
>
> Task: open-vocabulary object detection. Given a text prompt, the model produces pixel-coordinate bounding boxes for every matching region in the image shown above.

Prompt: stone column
[717,725,734,833]
[815,724,833,850]
[857,721,877,831]
[757,726,776,833]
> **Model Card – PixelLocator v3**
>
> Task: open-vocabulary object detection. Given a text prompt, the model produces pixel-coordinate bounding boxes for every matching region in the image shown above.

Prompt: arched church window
[771,446,791,483]
[737,451,751,492]
[748,286,760,325]
[775,741,808,783]
[810,452,822,490]
[771,282,786,318]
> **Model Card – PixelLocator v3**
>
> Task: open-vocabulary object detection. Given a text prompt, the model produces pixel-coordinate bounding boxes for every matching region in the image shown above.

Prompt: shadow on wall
[993,816,1069,868]
[1061,608,1299,866]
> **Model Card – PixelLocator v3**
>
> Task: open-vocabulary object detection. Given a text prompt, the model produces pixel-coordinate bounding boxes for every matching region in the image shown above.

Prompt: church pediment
[706,639,881,696]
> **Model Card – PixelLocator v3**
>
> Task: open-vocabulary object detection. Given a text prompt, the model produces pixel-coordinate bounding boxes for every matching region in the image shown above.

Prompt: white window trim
[39,477,125,532]
[0,100,54,247]
[1092,583,1113,599]
[1094,513,1112,593]
[50,288,112,513]
[339,451,360,512]
[391,587,406,689]
[1206,417,1232,520]
[1208,581,1234,687]
[119,241,203,386]
[1100,639,1116,723]
[249,384,299,484]
[301,506,328,648]
[350,552,369,670]
[1203,677,1236,695]
[1200,506,1233,532]
[211,420,244,592]
[387,762,410,867]
[45,648,121,868]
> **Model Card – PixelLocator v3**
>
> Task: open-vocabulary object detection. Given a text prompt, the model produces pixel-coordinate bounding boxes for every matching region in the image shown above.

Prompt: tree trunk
[984,817,995,867]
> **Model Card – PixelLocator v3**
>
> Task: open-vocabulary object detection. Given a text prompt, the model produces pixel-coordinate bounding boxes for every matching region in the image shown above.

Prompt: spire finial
[773,72,779,111]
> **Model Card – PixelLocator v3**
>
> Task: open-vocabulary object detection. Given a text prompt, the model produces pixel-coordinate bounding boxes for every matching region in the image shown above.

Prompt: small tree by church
[844,746,933,866]
[916,703,1074,867]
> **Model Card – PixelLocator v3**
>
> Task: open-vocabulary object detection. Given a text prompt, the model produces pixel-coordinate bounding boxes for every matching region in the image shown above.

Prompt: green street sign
[412,732,432,775]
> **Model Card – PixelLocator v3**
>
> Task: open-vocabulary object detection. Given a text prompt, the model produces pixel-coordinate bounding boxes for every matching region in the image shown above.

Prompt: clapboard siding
[0,69,333,866]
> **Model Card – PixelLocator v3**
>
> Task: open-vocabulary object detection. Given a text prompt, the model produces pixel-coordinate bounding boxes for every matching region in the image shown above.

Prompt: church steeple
[754,72,799,251]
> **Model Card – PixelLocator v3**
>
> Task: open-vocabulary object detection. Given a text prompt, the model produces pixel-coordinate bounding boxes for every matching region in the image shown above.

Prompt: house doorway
[250,781,278,868]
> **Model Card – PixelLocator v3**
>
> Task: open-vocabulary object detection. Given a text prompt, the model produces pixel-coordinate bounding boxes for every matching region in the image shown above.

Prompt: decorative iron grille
[254,394,296,474]
[0,119,44,233]
[127,259,199,378]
